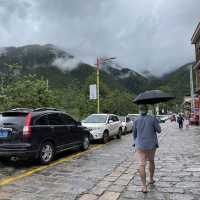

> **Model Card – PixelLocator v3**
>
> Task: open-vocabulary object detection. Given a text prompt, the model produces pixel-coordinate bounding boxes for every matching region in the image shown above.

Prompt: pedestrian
[177,114,184,129]
[185,116,190,129]
[133,104,161,193]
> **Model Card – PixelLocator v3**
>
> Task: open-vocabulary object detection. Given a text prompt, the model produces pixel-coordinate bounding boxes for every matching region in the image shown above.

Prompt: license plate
[0,130,8,138]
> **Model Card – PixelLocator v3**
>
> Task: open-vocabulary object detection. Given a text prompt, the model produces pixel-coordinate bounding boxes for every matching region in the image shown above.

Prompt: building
[183,96,191,117]
[191,22,200,123]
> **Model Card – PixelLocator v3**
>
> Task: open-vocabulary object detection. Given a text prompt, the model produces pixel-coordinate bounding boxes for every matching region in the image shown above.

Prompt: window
[109,116,118,122]
[113,116,119,122]
[126,117,131,122]
[60,114,76,125]
[35,115,49,125]
[0,112,27,126]
[108,116,114,122]
[83,114,107,123]
[48,114,64,125]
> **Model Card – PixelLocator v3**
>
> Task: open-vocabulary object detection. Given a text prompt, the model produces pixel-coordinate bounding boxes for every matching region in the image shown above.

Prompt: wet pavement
[0,122,199,199]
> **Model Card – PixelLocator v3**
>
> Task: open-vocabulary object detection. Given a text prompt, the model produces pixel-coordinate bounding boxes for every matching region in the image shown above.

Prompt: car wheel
[124,127,127,135]
[39,141,54,165]
[81,135,90,150]
[102,131,109,144]
[117,128,122,139]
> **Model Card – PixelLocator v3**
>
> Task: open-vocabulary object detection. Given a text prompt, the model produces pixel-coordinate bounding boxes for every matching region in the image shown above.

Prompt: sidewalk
[78,123,200,200]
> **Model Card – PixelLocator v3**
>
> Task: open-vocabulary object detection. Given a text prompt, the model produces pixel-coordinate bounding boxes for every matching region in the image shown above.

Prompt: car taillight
[23,113,32,138]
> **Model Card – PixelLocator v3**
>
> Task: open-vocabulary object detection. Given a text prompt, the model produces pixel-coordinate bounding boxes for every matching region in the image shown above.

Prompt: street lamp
[96,57,116,113]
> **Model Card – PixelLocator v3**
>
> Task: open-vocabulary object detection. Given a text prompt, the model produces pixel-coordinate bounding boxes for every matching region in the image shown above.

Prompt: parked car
[170,114,176,122]
[82,114,122,143]
[127,114,140,122]
[190,114,199,125]
[119,116,133,134]
[0,108,90,164]
[156,115,169,123]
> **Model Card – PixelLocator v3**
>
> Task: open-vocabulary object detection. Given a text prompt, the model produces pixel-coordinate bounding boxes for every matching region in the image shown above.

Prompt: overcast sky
[0,0,200,75]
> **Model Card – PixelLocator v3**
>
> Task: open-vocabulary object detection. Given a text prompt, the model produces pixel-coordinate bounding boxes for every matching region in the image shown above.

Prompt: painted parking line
[0,144,103,187]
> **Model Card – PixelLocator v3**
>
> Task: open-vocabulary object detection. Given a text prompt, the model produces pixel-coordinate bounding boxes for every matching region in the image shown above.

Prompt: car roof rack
[33,107,59,112]
[9,108,33,112]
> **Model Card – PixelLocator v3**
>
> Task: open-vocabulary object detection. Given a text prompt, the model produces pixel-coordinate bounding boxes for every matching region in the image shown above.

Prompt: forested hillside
[0,44,193,119]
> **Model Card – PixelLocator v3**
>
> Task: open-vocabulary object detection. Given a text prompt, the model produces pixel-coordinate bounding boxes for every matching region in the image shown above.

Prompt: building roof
[191,22,200,44]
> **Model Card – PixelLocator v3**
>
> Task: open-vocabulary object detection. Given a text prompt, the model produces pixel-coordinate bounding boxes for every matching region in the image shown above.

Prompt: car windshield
[83,115,107,123]
[119,117,125,122]
[127,114,139,121]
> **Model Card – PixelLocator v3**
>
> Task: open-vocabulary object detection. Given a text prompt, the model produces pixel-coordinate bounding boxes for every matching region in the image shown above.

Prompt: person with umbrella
[133,104,161,193]
[133,90,174,193]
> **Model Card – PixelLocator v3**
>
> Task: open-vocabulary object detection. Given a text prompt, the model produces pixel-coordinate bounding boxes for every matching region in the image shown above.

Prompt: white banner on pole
[89,84,97,100]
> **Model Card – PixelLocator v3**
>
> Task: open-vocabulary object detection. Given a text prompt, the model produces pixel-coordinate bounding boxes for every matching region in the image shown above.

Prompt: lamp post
[96,57,116,113]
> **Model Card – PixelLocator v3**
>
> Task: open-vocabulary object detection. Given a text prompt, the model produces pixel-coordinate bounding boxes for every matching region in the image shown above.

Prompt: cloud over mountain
[52,57,80,72]
[0,0,199,75]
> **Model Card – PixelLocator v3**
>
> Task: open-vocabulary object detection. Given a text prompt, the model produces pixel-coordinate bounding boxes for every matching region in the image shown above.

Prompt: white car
[82,114,122,143]
[127,114,140,122]
[119,116,133,134]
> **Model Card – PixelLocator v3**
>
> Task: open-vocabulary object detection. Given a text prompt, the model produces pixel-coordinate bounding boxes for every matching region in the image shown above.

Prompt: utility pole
[96,57,116,113]
[96,58,100,113]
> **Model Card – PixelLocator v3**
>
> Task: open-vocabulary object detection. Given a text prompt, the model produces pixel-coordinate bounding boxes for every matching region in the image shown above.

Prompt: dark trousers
[179,122,183,129]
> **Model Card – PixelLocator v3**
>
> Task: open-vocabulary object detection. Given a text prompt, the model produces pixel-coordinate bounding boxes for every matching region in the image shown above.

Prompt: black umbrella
[133,90,175,105]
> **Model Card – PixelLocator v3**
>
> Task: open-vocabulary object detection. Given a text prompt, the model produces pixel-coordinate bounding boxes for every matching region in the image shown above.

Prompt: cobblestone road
[0,122,199,200]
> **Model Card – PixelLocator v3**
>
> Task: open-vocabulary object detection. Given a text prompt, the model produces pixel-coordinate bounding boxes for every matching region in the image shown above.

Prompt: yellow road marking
[0,144,103,187]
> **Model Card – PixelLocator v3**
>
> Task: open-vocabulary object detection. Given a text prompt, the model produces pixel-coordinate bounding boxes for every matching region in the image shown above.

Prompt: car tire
[39,141,55,165]
[102,131,109,144]
[81,135,90,151]
[117,128,122,139]
[124,127,127,135]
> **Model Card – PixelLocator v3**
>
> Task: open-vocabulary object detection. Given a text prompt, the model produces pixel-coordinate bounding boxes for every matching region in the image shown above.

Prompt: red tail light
[23,113,32,138]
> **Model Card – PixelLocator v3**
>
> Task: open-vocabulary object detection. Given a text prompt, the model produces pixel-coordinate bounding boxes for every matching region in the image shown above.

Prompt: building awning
[191,22,200,44]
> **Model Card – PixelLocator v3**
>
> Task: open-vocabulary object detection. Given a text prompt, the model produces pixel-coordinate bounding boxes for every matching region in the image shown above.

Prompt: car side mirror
[109,120,114,123]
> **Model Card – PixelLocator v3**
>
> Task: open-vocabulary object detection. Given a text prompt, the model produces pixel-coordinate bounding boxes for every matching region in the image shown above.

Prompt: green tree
[102,90,137,115]
[0,75,61,111]
[1,63,23,88]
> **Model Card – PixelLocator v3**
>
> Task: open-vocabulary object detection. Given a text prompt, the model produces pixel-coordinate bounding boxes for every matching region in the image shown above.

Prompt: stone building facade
[191,22,200,123]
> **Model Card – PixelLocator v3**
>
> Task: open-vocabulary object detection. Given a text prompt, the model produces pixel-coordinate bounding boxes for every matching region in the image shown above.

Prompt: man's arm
[133,121,137,139]
[154,117,161,133]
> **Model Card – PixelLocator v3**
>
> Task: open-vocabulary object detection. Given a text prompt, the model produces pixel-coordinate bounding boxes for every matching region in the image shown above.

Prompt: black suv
[0,108,90,164]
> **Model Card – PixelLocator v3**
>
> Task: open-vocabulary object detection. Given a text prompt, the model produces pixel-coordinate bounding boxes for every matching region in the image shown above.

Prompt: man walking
[133,105,161,193]
[177,114,184,129]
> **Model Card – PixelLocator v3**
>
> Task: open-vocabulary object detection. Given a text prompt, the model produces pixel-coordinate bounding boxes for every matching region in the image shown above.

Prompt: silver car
[82,114,122,143]
[119,116,133,134]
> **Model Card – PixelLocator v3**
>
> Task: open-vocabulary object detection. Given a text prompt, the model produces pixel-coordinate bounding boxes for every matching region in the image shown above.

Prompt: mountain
[100,62,148,93]
[158,62,194,103]
[141,70,156,79]
[0,44,73,73]
[0,44,148,93]
[0,44,193,105]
